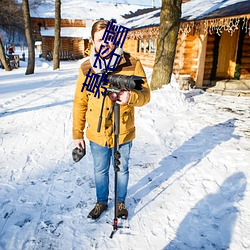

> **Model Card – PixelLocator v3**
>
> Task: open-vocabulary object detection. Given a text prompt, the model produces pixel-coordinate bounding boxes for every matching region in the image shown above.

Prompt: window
[137,38,156,54]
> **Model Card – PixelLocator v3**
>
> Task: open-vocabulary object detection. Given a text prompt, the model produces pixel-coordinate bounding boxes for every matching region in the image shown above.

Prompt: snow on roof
[40,27,92,39]
[121,0,250,30]
[121,8,160,29]
[92,0,161,7]
[182,0,250,21]
[30,0,151,21]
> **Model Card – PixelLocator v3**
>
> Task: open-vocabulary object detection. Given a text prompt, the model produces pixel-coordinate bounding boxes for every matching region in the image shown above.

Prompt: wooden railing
[46,51,84,61]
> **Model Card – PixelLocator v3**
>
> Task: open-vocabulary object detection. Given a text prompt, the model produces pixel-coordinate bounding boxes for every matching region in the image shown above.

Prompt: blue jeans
[90,141,132,205]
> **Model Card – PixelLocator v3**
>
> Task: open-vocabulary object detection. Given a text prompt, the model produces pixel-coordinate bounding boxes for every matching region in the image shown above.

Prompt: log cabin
[122,0,250,93]
[31,18,92,60]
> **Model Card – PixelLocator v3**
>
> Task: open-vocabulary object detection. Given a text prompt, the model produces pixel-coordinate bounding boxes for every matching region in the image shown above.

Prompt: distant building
[30,0,151,61]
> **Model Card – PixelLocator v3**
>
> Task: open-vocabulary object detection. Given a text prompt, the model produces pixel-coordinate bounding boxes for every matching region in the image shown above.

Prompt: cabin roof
[121,0,250,29]
[40,27,92,39]
[182,0,250,21]
[30,0,151,21]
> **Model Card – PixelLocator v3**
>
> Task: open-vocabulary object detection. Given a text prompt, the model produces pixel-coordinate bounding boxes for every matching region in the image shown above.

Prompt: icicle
[178,15,250,37]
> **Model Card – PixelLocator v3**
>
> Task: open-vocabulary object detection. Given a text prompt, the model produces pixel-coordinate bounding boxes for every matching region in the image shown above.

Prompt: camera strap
[107,102,115,121]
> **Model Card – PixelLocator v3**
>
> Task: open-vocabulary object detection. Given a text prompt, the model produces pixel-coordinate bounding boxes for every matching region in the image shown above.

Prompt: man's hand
[116,90,130,105]
[74,139,85,149]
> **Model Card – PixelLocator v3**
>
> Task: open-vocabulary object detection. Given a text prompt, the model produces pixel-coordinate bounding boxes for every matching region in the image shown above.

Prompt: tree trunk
[151,0,182,90]
[53,0,61,70]
[0,37,11,71]
[22,0,35,75]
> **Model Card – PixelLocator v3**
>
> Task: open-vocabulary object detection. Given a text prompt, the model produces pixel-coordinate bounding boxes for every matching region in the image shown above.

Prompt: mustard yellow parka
[72,52,150,148]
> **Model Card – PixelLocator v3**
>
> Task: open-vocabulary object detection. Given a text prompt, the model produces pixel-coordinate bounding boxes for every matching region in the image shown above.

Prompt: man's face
[93,28,115,58]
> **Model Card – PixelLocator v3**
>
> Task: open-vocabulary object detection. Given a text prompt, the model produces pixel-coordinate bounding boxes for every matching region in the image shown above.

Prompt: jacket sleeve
[72,68,88,140]
[128,59,150,107]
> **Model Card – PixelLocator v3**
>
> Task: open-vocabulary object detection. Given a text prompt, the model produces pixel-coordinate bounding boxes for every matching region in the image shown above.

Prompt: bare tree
[29,0,47,8]
[0,0,24,36]
[22,0,35,75]
[151,0,182,90]
[0,0,23,71]
[0,37,11,71]
[53,0,61,70]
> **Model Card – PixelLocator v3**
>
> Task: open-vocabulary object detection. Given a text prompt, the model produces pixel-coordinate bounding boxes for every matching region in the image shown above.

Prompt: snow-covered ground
[0,49,250,250]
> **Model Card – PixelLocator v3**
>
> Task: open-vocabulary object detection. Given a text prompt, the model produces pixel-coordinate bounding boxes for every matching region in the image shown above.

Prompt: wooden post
[144,38,146,54]
[139,39,142,53]
[149,39,152,53]
[195,32,207,87]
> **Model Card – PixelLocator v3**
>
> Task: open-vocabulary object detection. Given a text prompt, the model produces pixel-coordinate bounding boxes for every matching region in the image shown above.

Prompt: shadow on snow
[164,172,247,249]
[0,100,73,117]
[128,118,239,213]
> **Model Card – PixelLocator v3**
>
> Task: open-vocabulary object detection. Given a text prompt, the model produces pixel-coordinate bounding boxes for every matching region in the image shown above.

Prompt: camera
[108,74,144,90]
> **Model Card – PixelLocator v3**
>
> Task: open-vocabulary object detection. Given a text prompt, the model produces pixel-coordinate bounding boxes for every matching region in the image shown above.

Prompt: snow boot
[87,202,108,220]
[117,202,128,219]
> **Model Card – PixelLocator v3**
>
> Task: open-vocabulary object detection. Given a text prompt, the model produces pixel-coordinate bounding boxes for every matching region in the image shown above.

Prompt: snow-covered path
[0,58,249,249]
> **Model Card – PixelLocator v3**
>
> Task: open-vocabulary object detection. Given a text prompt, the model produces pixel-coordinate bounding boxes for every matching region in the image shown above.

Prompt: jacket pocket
[120,106,134,134]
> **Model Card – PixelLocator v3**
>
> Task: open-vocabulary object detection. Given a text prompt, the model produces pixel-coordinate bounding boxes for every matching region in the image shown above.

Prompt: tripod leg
[111,102,121,237]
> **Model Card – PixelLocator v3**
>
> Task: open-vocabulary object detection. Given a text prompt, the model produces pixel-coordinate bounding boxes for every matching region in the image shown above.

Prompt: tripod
[110,101,121,238]
[97,91,125,238]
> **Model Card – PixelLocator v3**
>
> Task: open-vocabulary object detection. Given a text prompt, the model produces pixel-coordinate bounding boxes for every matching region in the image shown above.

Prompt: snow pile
[146,82,192,113]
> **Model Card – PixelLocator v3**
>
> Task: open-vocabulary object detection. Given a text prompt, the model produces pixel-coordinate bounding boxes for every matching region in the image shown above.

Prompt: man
[72,20,150,220]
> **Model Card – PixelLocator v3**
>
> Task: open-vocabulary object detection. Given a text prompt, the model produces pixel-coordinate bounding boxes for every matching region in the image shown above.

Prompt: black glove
[72,146,86,162]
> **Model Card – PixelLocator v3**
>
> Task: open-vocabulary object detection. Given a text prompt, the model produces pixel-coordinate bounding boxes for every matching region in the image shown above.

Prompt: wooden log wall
[32,18,86,29]
[41,37,53,58]
[240,35,250,79]
[72,39,88,56]
[173,34,199,80]
[124,32,200,79]
[173,34,185,75]
[184,35,198,79]
[41,37,87,59]
[123,39,156,68]
[134,53,155,68]
[123,39,137,54]
[61,38,74,52]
